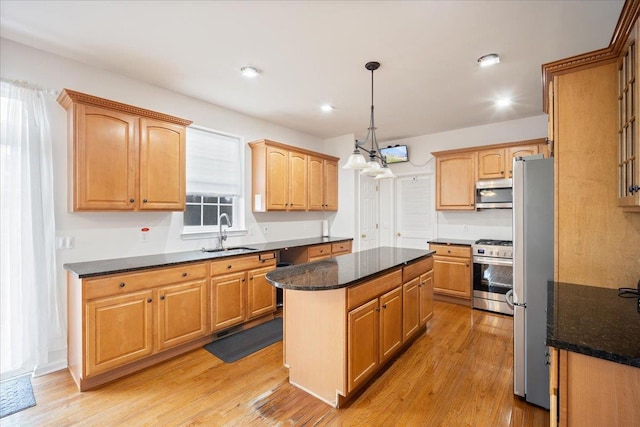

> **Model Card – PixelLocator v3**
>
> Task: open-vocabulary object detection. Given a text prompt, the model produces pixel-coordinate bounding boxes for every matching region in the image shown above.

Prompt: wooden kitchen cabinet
[429,244,472,303]
[477,143,542,179]
[70,261,209,390]
[249,139,339,212]
[419,270,434,324]
[309,156,339,210]
[402,256,434,341]
[209,252,277,332]
[57,89,191,212]
[434,151,476,210]
[279,240,352,264]
[617,20,640,210]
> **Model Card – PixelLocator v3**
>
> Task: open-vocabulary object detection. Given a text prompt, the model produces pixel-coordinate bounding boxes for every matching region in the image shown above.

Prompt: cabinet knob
[160,295,165,300]
[447,250,451,253]
[375,307,381,312]
[501,171,504,174]
[227,265,232,269]
[249,276,253,280]
[129,198,135,203]
[182,272,188,277]
[119,282,126,288]
[242,278,245,282]
[143,198,148,203]
[147,298,152,303]
[320,250,324,253]
[382,304,387,309]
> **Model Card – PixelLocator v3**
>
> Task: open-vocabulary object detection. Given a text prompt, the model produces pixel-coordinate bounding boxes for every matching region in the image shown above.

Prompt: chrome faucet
[218,213,232,249]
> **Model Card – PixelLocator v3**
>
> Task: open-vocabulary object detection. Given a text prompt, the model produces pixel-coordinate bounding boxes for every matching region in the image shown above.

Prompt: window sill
[181,229,248,240]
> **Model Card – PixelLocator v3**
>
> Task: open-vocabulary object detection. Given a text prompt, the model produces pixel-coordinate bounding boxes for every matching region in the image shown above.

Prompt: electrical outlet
[463,225,469,233]
[56,236,75,249]
[263,225,269,234]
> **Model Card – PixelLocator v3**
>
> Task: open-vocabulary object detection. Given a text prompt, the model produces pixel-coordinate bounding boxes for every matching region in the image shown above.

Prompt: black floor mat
[204,317,283,363]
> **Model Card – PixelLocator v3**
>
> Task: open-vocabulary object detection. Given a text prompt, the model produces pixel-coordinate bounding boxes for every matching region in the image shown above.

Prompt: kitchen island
[266,246,434,407]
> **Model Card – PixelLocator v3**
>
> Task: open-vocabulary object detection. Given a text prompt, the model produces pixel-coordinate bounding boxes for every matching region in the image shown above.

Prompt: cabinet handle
[382,304,387,309]
[147,298,152,303]
[129,198,135,203]
[249,276,253,280]
[182,272,188,277]
[143,198,148,203]
[119,282,126,288]
[465,264,469,267]
[320,250,324,253]
[242,278,245,282]
[447,250,451,253]
[375,307,381,312]
[500,171,504,174]
[227,265,232,269]
[160,295,165,300]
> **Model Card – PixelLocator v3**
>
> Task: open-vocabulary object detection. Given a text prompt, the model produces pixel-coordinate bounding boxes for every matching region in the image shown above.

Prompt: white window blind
[186,126,242,196]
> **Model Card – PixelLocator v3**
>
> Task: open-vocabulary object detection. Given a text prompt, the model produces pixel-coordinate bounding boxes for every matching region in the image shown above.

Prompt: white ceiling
[0,1,624,142]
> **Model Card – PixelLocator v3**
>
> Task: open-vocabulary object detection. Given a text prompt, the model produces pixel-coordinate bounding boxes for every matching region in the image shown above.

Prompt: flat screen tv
[380,145,408,164]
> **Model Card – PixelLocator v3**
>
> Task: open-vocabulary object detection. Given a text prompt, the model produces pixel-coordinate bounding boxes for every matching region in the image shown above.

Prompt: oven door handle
[505,289,515,308]
[473,256,513,266]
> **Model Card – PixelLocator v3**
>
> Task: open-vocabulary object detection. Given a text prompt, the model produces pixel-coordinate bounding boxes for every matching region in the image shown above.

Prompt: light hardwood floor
[3,301,549,426]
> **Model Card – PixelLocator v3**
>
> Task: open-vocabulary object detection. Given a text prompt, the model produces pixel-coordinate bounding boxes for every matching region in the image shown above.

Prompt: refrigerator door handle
[505,289,515,308]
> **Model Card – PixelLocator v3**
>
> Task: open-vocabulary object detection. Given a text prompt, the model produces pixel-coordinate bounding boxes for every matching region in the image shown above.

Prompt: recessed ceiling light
[496,97,512,108]
[320,104,334,112]
[240,66,260,78]
[478,53,500,67]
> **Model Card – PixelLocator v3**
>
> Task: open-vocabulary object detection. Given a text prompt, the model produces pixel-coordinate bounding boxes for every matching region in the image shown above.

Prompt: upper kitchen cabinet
[249,139,339,212]
[618,20,640,209]
[433,151,476,210]
[57,89,192,212]
[309,155,339,211]
[477,139,545,180]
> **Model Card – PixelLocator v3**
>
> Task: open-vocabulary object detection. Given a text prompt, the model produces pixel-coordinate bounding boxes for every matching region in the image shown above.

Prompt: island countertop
[547,281,640,368]
[63,236,353,278]
[266,246,434,291]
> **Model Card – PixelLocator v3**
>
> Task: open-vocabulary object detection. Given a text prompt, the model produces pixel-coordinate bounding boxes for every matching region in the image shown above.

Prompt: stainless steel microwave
[476,179,513,209]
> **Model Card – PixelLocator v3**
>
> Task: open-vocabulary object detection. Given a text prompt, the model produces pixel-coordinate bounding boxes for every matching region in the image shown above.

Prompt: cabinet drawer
[84,262,208,300]
[331,241,352,255]
[210,253,276,276]
[402,257,434,283]
[347,269,403,311]
[309,244,332,259]
[429,244,470,258]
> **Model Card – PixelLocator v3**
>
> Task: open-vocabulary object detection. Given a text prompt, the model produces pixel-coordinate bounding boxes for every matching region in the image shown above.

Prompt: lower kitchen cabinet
[419,271,434,324]
[550,348,640,427]
[402,256,434,341]
[210,252,277,332]
[429,244,472,304]
[156,279,208,351]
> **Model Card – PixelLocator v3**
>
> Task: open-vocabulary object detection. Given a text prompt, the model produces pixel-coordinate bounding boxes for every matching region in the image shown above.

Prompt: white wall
[329,115,548,245]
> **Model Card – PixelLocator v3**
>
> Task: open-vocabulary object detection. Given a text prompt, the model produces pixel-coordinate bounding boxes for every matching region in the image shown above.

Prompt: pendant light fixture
[343,61,396,179]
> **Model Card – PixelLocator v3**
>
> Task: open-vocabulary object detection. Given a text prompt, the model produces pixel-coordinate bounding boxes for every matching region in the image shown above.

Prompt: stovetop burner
[474,239,513,246]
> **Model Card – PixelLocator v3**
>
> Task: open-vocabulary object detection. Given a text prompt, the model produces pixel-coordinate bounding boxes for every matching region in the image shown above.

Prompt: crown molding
[541,0,640,112]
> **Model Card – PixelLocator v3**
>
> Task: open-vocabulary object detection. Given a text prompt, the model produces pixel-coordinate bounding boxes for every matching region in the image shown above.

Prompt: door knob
[361,234,367,238]
[397,232,401,237]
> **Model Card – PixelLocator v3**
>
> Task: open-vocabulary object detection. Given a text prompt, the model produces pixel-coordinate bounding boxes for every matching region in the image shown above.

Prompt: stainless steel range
[472,239,513,315]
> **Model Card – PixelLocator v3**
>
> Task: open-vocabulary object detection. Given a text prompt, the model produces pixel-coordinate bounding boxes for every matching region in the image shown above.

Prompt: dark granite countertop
[547,281,640,368]
[427,238,476,246]
[64,236,353,278]
[265,246,434,291]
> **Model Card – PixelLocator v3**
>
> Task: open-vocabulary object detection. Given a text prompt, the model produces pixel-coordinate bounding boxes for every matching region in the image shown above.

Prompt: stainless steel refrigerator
[510,155,553,409]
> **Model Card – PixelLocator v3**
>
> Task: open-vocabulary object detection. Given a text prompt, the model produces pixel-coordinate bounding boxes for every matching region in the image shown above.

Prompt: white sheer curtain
[0,80,64,379]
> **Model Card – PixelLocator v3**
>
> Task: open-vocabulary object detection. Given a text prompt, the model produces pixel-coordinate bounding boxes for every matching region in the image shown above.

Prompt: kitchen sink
[201,246,258,253]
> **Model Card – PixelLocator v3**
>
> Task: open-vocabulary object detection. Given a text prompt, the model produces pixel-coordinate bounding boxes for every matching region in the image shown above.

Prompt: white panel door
[358,176,379,251]
[395,174,434,249]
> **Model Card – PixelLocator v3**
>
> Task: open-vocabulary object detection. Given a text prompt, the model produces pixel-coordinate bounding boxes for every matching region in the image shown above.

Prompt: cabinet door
[435,152,476,210]
[85,290,153,376]
[139,118,186,210]
[402,277,420,341]
[247,265,276,319]
[324,159,339,211]
[348,299,379,393]
[419,271,434,325]
[75,104,138,211]
[266,146,289,210]
[288,151,308,210]
[210,272,246,331]
[433,256,471,299]
[380,287,403,363]
[308,155,324,210]
[477,148,506,180]
[506,144,539,177]
[156,279,208,351]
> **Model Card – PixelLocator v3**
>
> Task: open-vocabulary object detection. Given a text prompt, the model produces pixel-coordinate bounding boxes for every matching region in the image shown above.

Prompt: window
[183,126,245,237]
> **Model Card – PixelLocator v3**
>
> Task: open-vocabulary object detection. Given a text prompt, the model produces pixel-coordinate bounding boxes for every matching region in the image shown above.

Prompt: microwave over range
[476,178,513,209]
